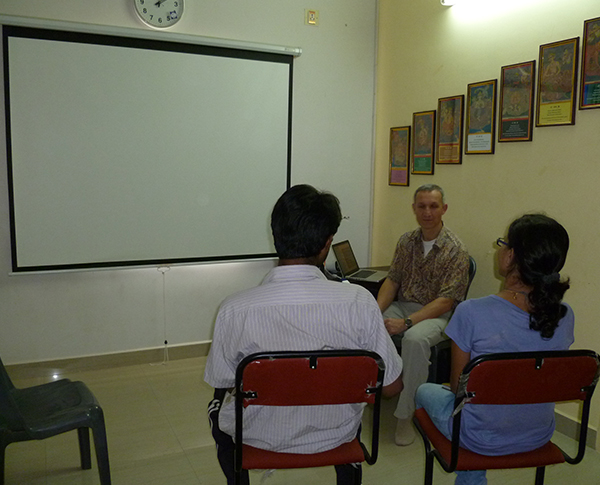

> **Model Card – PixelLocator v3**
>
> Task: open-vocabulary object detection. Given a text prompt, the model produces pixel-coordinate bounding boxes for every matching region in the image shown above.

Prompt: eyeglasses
[496,238,509,248]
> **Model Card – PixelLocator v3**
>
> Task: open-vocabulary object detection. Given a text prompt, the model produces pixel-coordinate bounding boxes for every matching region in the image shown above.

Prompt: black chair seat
[12,380,101,436]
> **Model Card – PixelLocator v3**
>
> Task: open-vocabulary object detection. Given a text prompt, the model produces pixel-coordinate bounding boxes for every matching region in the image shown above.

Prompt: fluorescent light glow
[446,0,547,23]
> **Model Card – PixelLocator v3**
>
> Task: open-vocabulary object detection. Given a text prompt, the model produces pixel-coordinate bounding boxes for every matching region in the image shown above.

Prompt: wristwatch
[404,317,413,329]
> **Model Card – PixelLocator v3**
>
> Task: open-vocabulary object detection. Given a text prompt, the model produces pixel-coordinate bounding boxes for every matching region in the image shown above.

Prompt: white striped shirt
[204,264,403,453]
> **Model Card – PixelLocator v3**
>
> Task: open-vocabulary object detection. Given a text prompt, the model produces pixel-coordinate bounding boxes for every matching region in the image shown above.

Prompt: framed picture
[465,79,497,155]
[580,17,600,109]
[389,126,410,186]
[411,110,436,174]
[436,95,464,164]
[536,37,579,126]
[499,61,536,142]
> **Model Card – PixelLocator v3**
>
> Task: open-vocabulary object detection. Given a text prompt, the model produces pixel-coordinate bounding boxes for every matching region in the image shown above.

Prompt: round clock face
[134,0,184,29]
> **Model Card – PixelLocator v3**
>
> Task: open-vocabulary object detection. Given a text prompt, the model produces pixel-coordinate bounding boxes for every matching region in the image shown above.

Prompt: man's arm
[382,374,403,398]
[377,277,400,313]
[384,296,454,335]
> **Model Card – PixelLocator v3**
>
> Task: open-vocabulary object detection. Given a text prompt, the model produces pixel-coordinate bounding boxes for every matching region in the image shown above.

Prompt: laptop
[331,240,388,283]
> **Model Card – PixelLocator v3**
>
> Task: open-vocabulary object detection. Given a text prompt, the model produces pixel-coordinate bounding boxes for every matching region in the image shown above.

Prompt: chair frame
[234,349,385,484]
[0,357,111,485]
[427,255,477,384]
[414,349,600,485]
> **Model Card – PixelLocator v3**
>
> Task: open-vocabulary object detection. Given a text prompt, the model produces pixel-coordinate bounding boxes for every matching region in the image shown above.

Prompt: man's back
[204,264,402,453]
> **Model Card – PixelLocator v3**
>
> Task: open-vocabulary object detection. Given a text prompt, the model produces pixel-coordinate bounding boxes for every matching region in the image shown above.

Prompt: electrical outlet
[305,9,319,26]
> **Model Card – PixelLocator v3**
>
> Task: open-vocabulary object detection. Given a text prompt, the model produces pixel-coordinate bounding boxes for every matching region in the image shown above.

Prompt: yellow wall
[374,0,600,448]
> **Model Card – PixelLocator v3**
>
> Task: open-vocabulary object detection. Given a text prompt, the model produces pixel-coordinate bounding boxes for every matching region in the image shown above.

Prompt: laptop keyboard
[352,270,375,278]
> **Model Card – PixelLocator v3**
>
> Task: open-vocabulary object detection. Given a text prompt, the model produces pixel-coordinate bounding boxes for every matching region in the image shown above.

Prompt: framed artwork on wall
[389,126,410,186]
[536,37,579,126]
[499,60,536,142]
[436,95,464,164]
[580,17,600,109]
[465,79,497,154]
[411,110,436,174]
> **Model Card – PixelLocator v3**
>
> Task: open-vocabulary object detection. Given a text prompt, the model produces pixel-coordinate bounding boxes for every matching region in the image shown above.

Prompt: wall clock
[134,0,184,29]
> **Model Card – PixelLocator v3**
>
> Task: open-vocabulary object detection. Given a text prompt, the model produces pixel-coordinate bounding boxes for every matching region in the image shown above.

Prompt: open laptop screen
[332,240,360,277]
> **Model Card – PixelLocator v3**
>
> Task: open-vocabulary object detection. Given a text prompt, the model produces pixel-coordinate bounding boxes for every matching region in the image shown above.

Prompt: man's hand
[384,317,408,335]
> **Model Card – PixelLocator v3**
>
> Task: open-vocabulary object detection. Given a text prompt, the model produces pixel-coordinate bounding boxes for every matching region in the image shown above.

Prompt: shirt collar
[414,224,450,249]
[262,264,326,285]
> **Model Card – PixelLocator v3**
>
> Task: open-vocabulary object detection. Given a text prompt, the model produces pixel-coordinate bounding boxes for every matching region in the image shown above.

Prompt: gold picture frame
[536,37,579,126]
[411,110,436,174]
[389,126,410,186]
[465,79,497,154]
[436,95,464,163]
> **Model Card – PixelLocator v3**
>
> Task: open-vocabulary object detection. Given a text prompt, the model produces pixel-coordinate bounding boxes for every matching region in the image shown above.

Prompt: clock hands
[154,0,166,7]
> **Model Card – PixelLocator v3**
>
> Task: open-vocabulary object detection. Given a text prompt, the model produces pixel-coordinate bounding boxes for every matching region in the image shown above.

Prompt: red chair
[413,349,600,485]
[234,349,385,485]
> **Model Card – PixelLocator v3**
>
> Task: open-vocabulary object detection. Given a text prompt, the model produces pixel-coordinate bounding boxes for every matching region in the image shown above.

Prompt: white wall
[0,0,378,363]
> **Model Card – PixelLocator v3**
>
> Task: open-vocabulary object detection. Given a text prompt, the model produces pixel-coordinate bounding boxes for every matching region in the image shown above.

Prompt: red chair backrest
[239,351,383,408]
[463,351,600,405]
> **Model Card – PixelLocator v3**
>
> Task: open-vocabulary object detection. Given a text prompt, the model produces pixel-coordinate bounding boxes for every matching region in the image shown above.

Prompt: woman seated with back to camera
[415,213,574,485]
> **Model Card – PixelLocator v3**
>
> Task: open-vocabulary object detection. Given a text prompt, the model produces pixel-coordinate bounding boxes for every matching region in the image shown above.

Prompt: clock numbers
[134,0,184,29]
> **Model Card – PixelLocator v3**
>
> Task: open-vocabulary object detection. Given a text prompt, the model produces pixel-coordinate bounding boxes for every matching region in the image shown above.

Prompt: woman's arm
[450,340,471,394]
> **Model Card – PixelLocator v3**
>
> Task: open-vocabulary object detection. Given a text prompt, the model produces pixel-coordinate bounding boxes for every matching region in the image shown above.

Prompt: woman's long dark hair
[507,214,570,339]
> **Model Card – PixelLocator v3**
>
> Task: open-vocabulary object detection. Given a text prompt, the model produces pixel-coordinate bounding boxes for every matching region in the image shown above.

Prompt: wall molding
[5,342,211,380]
[555,409,597,450]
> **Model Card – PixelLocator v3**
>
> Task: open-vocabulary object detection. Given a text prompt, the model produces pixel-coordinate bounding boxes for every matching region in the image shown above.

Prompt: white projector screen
[3,26,293,272]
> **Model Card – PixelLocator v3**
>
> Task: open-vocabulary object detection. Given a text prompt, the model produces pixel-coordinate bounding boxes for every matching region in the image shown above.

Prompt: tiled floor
[5,356,600,484]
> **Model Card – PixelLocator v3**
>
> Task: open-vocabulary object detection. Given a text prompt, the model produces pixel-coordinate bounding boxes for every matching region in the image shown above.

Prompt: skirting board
[555,409,597,450]
[5,342,212,381]
[4,342,597,450]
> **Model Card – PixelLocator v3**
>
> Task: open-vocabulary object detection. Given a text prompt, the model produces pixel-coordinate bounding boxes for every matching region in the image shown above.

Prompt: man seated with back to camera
[204,184,403,485]
[377,183,469,446]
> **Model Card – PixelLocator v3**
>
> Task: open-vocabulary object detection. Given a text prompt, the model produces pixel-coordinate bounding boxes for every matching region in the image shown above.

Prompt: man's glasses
[496,238,509,248]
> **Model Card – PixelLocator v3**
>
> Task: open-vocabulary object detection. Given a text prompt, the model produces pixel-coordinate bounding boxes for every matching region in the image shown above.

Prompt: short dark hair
[507,213,570,339]
[271,184,342,260]
[413,184,445,203]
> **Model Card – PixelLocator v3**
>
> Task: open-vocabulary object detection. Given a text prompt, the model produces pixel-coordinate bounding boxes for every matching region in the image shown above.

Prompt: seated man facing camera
[377,184,469,446]
[204,184,403,485]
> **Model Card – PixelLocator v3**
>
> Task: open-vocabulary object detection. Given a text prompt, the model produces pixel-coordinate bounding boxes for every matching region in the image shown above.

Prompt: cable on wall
[151,265,171,366]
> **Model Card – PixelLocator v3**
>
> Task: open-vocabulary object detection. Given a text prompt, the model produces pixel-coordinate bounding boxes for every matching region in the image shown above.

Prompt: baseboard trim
[555,409,597,449]
[5,342,212,380]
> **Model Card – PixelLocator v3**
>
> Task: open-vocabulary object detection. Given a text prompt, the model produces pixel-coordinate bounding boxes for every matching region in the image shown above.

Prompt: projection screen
[3,25,293,272]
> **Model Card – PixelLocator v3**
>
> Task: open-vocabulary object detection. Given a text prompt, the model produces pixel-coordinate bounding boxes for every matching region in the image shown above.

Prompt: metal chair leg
[424,452,435,485]
[535,466,545,485]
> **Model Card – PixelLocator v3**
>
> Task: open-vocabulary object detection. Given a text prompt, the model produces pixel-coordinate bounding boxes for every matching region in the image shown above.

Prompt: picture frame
[536,37,579,126]
[389,126,410,186]
[411,110,436,174]
[465,79,497,154]
[499,61,536,142]
[436,95,464,164]
[580,17,600,109]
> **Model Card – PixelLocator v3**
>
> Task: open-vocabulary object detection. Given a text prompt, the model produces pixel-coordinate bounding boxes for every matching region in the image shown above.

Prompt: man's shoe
[394,417,416,446]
